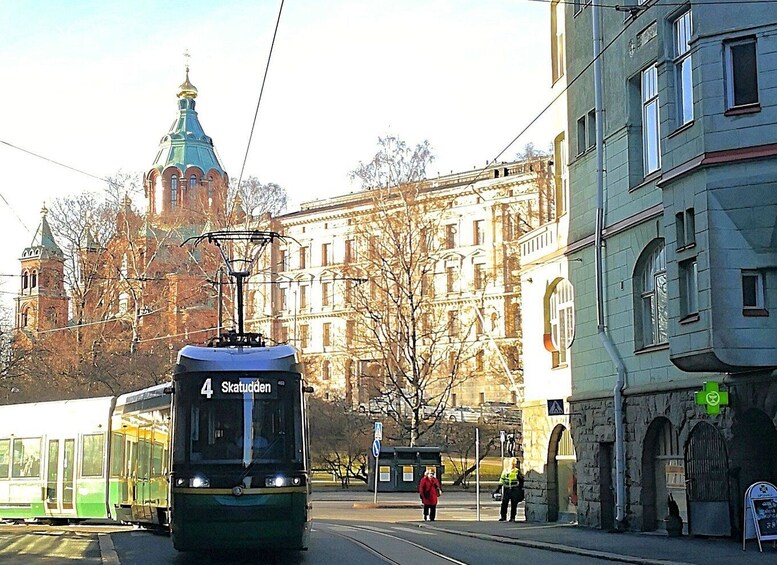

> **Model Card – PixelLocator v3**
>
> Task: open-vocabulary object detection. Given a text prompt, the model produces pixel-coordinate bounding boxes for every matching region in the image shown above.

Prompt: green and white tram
[0,383,170,525]
[169,338,312,551]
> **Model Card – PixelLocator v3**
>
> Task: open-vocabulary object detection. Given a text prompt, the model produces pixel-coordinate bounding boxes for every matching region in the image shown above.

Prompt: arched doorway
[641,418,686,531]
[685,422,731,536]
[547,424,577,522]
[728,408,777,534]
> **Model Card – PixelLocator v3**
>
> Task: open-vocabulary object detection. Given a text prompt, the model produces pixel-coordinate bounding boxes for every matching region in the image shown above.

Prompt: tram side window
[0,439,9,479]
[152,442,164,477]
[81,433,105,477]
[110,433,125,477]
[12,437,41,478]
[139,440,151,478]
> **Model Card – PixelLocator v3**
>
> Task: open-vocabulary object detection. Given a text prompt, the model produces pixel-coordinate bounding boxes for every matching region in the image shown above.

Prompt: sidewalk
[417,520,777,565]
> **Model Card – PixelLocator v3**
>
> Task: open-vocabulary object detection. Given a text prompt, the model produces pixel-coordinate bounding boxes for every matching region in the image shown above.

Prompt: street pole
[373,453,379,504]
[476,427,481,521]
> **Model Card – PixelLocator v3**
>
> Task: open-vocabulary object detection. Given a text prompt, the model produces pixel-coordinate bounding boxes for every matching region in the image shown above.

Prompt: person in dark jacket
[498,457,524,522]
[418,468,442,521]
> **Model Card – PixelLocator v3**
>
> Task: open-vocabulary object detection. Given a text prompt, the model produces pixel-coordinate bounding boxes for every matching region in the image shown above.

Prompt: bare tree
[229,176,288,220]
[345,136,481,446]
[308,397,372,487]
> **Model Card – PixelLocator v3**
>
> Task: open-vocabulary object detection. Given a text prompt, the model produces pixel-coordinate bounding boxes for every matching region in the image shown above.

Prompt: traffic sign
[372,439,381,458]
[547,399,565,416]
[374,421,383,440]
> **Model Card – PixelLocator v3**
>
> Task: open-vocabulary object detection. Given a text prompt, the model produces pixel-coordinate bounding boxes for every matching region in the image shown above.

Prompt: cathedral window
[189,175,197,189]
[31,270,37,288]
[22,271,29,290]
[208,177,214,200]
[171,175,178,208]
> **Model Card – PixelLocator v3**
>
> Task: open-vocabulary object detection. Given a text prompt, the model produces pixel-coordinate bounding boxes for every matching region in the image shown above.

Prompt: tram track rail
[322,522,469,565]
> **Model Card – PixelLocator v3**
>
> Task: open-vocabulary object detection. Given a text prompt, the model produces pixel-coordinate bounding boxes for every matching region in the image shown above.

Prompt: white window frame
[641,65,661,175]
[674,10,693,126]
[549,279,575,365]
[637,243,668,347]
[725,37,759,109]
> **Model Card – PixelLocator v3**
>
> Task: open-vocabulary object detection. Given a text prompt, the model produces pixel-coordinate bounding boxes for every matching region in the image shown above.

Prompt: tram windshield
[180,373,303,465]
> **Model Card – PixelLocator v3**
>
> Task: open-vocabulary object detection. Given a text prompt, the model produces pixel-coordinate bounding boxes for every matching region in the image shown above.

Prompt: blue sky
[0,0,553,309]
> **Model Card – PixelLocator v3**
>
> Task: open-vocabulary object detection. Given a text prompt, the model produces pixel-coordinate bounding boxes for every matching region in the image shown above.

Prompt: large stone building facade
[246,161,553,412]
[564,1,777,535]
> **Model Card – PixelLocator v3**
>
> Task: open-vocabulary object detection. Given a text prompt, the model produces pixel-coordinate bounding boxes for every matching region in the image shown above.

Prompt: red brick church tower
[15,205,69,333]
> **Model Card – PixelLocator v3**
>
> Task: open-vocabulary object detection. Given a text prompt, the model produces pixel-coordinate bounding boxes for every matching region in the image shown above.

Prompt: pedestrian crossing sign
[547,399,565,416]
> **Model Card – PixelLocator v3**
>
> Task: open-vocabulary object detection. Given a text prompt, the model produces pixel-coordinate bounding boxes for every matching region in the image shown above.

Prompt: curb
[352,502,419,509]
[417,524,695,565]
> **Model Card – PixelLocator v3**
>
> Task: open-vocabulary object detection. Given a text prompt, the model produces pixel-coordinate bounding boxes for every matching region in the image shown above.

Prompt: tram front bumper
[170,488,309,551]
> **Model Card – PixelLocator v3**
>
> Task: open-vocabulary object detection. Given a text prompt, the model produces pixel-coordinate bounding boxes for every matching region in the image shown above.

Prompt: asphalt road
[0,521,625,565]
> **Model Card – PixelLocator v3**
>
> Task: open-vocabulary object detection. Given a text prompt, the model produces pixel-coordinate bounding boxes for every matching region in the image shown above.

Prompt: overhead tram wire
[462,0,661,204]
[234,0,286,193]
[524,0,774,7]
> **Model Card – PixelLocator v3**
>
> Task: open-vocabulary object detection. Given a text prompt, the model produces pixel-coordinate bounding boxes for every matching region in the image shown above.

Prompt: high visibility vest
[500,468,522,488]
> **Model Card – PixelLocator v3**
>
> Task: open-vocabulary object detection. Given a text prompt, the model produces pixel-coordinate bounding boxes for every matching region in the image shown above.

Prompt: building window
[475,350,485,372]
[22,271,29,290]
[549,279,575,367]
[679,258,698,318]
[346,319,355,346]
[322,360,330,381]
[587,109,596,149]
[345,280,353,304]
[742,270,765,310]
[323,322,331,347]
[474,263,485,290]
[278,249,287,271]
[725,38,759,109]
[551,1,565,82]
[299,324,309,348]
[446,266,457,293]
[299,247,308,269]
[30,270,37,288]
[674,11,693,126]
[345,239,356,264]
[299,286,308,309]
[635,241,667,348]
[171,175,178,208]
[322,282,332,306]
[675,208,695,249]
[278,325,288,344]
[208,176,214,200]
[554,133,568,217]
[576,115,587,156]
[473,220,485,245]
[447,311,459,338]
[189,174,197,189]
[445,225,456,249]
[476,308,485,336]
[642,65,661,175]
[321,243,331,266]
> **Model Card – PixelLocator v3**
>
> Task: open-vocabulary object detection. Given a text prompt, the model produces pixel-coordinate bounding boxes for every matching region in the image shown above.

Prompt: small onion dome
[177,67,198,99]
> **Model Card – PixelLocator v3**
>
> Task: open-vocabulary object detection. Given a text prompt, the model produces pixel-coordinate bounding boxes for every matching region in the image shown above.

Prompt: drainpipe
[592,3,627,528]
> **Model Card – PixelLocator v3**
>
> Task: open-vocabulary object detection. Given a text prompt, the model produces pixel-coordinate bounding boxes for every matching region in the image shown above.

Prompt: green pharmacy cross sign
[695,381,729,415]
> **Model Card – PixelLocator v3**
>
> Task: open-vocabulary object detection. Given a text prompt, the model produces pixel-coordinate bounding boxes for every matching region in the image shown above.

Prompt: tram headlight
[266,475,287,487]
[265,475,305,487]
[190,475,210,488]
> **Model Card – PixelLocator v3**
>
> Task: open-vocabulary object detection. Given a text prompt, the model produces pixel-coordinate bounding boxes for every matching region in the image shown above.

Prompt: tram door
[44,438,76,516]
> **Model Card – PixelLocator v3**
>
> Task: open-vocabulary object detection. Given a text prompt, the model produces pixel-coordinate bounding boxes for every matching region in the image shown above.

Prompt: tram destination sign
[199,377,277,399]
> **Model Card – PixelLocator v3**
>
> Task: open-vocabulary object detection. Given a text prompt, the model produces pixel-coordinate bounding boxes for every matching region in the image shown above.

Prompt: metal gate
[685,422,731,536]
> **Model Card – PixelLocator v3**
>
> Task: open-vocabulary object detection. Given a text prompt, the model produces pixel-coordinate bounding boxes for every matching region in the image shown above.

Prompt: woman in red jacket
[418,468,442,521]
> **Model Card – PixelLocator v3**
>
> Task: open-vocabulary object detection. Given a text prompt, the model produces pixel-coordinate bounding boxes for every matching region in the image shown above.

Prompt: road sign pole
[373,450,379,504]
[476,427,481,522]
